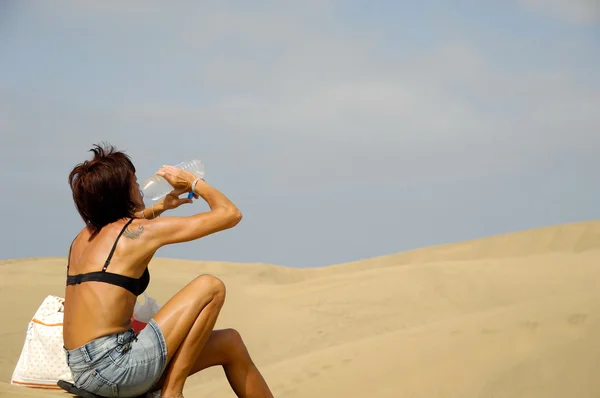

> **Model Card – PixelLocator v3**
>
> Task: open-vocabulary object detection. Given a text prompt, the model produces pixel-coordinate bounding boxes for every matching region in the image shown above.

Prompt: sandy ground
[1,220,599,398]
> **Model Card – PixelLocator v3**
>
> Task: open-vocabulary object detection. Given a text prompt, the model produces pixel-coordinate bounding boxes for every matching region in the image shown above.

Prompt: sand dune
[1,221,599,397]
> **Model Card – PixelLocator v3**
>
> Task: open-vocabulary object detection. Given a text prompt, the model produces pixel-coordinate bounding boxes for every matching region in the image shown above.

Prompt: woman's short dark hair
[69,143,138,237]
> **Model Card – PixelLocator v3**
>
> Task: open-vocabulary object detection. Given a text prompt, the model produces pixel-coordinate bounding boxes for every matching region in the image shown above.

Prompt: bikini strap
[66,238,76,271]
[102,218,135,272]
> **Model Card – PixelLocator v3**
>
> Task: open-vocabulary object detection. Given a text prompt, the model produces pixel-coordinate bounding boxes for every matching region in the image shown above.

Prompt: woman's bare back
[63,218,153,350]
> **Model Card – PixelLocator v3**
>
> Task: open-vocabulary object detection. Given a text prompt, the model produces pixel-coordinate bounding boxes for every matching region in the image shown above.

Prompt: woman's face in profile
[132,175,145,211]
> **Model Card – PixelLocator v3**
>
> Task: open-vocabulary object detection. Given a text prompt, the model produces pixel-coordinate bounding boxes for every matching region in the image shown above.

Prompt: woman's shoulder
[121,218,149,240]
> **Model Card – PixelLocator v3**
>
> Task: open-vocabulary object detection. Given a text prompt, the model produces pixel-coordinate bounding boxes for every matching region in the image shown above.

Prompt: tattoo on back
[124,224,144,240]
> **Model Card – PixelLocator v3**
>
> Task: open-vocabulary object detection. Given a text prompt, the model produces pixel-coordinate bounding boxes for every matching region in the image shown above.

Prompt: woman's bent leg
[183,329,273,398]
[151,274,226,397]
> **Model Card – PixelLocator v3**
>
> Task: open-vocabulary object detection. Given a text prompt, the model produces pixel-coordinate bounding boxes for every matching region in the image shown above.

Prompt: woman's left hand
[161,190,193,211]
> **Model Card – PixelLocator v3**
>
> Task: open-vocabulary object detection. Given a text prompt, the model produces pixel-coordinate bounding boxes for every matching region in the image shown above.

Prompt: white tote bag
[11,295,73,390]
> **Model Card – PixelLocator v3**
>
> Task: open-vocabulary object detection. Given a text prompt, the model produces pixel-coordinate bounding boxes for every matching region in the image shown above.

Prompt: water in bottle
[141,159,205,202]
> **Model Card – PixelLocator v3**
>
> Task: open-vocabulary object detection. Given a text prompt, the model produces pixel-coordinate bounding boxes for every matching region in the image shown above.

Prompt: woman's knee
[221,328,250,361]
[192,274,226,303]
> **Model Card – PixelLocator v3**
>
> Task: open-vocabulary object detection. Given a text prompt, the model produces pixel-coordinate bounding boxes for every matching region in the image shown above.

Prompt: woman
[63,143,274,398]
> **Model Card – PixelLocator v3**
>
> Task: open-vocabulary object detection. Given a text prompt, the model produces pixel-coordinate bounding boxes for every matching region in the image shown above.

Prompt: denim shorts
[64,319,168,397]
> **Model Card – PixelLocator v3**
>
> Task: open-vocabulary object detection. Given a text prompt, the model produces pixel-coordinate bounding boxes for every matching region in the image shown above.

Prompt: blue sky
[1,1,599,267]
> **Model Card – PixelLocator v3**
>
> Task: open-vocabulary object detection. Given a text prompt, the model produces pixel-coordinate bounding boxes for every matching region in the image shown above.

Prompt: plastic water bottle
[141,159,205,201]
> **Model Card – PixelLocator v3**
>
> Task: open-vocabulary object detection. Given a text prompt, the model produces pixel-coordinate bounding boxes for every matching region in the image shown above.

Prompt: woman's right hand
[156,165,198,196]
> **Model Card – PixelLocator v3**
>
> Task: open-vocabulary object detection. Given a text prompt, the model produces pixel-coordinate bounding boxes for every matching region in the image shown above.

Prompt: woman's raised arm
[144,165,242,248]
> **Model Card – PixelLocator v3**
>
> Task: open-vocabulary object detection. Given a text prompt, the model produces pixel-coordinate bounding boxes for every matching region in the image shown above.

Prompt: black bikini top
[66,218,150,297]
